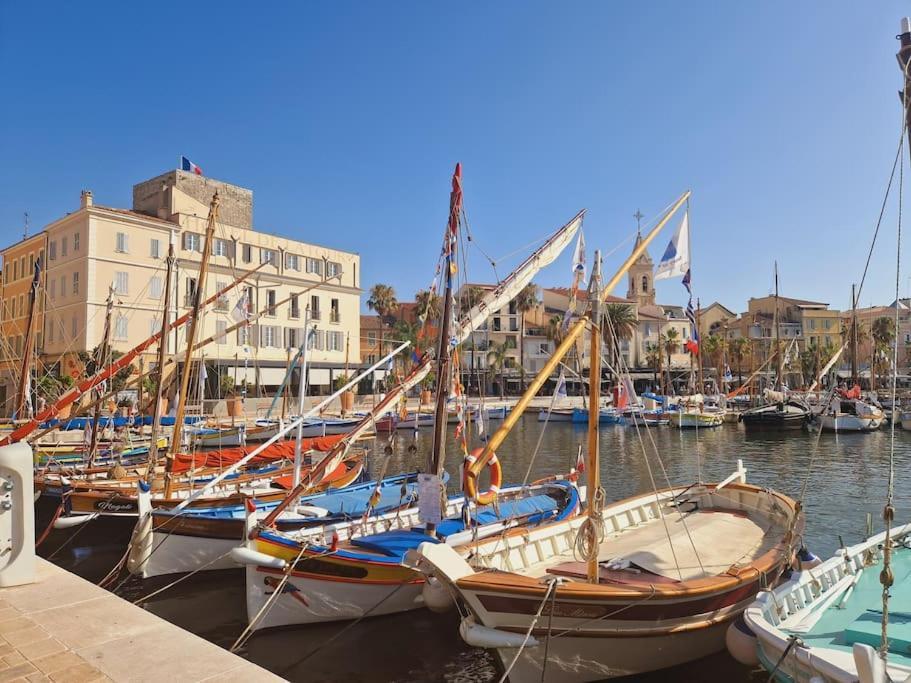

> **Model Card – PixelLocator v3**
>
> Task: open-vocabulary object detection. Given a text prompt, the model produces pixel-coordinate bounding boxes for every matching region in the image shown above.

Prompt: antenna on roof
[23,212,29,240]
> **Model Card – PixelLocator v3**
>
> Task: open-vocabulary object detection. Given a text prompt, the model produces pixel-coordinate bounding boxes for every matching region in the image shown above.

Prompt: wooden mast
[148,237,175,469]
[14,257,41,419]
[164,192,219,498]
[696,298,704,393]
[851,282,858,386]
[427,163,462,534]
[586,251,602,584]
[469,191,690,479]
[774,262,783,392]
[86,286,115,468]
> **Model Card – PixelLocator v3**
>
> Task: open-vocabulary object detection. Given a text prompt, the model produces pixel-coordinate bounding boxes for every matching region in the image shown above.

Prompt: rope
[767,635,802,683]
[34,501,64,548]
[497,577,558,683]
[131,548,236,604]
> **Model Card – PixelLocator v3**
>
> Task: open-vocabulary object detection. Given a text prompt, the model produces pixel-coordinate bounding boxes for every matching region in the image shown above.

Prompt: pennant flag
[724,365,733,382]
[180,155,204,176]
[575,444,585,473]
[654,212,690,281]
[571,231,586,280]
[682,268,692,294]
[554,370,567,400]
[231,292,250,323]
[475,407,485,439]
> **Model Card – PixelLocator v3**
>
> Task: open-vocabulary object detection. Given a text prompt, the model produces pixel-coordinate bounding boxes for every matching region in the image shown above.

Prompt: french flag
[180,155,204,176]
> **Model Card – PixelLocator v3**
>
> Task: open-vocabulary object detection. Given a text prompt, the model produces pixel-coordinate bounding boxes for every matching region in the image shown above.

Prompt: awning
[372,369,388,380]
[309,368,331,385]
[227,367,257,384]
[258,367,289,385]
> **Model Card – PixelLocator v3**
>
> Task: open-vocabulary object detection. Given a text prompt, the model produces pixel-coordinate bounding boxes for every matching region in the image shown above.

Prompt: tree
[486,341,510,399]
[871,316,896,390]
[393,319,420,373]
[460,285,487,393]
[841,318,869,383]
[602,303,637,380]
[514,284,539,391]
[367,283,398,360]
[414,289,441,324]
[701,334,721,377]
[546,314,565,347]
[728,337,749,386]
[644,342,662,390]
[77,346,133,393]
[661,328,681,395]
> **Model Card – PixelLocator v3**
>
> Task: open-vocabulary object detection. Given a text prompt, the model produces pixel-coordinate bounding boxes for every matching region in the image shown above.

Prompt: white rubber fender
[422,576,454,613]
[52,513,99,529]
[460,616,538,649]
[230,546,288,570]
[725,614,759,666]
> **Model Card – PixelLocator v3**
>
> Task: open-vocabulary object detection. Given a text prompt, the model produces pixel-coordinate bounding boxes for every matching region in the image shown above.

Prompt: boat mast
[429,163,461,483]
[164,192,219,498]
[586,251,602,584]
[147,236,175,469]
[14,257,42,420]
[851,282,858,387]
[86,286,115,468]
[774,262,783,392]
[696,298,704,393]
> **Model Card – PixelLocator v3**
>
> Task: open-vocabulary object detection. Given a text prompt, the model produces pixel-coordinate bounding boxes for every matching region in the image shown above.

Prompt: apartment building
[0,169,361,413]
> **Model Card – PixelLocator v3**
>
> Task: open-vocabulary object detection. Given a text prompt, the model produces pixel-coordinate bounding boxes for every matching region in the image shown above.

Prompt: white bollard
[0,442,35,587]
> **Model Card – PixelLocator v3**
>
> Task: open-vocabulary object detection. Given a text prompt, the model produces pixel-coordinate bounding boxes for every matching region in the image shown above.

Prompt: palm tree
[393,319,420,372]
[602,303,637,380]
[871,316,896,390]
[701,334,721,387]
[661,328,681,395]
[728,337,749,387]
[644,342,662,391]
[513,284,539,392]
[459,285,485,311]
[486,341,510,399]
[414,289,441,324]
[367,284,398,358]
[841,318,868,384]
[546,314,565,347]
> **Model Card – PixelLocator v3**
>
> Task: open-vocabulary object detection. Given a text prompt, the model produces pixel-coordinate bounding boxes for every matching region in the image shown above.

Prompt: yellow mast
[163,192,219,498]
[467,190,691,480]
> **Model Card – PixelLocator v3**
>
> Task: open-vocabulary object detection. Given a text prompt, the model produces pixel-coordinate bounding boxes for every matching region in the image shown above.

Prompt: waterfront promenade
[0,559,280,682]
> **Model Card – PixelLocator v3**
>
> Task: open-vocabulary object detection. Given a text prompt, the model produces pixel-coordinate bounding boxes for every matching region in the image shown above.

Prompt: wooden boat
[536,407,575,422]
[409,471,801,682]
[619,408,669,427]
[296,416,364,437]
[571,407,620,424]
[740,398,810,430]
[744,522,911,683]
[669,409,723,429]
[811,396,884,433]
[242,480,580,629]
[396,411,435,429]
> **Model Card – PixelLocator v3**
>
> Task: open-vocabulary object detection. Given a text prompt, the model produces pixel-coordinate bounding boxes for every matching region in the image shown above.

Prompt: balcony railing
[330,311,341,323]
[311,309,322,320]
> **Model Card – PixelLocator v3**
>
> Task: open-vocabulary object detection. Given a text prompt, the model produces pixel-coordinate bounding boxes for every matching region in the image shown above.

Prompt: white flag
[571,232,586,280]
[654,212,690,281]
[474,406,485,438]
[231,292,250,323]
[554,370,567,400]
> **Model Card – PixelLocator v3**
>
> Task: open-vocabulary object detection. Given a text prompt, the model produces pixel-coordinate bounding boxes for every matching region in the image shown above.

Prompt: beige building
[0,169,362,414]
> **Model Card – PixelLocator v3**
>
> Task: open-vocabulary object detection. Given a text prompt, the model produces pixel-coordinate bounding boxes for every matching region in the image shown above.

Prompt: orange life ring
[463,447,503,505]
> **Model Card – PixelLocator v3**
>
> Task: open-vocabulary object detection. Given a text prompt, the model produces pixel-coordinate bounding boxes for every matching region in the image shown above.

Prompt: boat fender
[422,576,454,613]
[229,546,287,570]
[463,448,503,506]
[53,513,99,530]
[796,547,822,571]
[460,616,537,649]
[725,614,759,666]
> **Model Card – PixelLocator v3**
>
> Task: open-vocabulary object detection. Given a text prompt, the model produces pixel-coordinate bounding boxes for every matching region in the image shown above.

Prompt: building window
[71,316,77,337]
[74,232,80,251]
[306,258,323,276]
[266,289,276,316]
[285,253,300,271]
[18,294,24,317]
[367,331,377,345]
[641,275,648,293]
[150,276,163,298]
[216,320,227,342]
[114,315,128,340]
[238,326,250,346]
[312,329,326,351]
[114,271,129,295]
[149,316,161,336]
[116,232,128,253]
[290,294,300,319]
[28,254,34,275]
[328,331,344,352]
[48,242,56,261]
[49,278,56,300]
[287,327,300,349]
[327,261,342,278]
[150,239,160,259]
[185,277,197,305]
[493,318,501,332]
[310,295,321,320]
[260,249,277,265]
[183,233,202,252]
[330,298,340,323]
[72,272,79,295]
[60,276,66,298]
[213,238,231,258]
[61,237,68,257]
[242,244,252,263]
[260,325,278,348]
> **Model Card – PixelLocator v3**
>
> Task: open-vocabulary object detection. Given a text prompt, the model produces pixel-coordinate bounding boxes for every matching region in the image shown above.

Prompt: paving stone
[48,664,104,683]
[30,652,83,675]
[0,620,33,637]
[14,639,64,662]
[2,630,47,650]
[25,675,50,683]
[0,663,37,683]
[1,654,24,667]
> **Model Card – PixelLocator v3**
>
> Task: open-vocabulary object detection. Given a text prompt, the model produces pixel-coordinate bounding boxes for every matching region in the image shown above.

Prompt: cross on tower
[633,209,644,235]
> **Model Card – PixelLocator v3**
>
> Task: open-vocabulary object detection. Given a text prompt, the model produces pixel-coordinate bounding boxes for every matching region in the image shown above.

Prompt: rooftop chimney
[80,190,93,208]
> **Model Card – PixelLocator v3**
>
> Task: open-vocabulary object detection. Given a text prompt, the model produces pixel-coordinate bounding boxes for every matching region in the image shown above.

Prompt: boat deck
[783,546,911,672]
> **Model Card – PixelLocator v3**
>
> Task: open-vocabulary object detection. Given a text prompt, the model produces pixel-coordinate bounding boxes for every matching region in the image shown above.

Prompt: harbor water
[41,415,911,682]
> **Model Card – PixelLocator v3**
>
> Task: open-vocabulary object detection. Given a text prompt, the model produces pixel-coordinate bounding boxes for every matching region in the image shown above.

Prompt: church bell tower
[626,210,655,306]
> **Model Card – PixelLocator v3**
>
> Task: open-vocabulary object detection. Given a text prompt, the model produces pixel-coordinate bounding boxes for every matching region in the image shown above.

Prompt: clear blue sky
[1,2,909,314]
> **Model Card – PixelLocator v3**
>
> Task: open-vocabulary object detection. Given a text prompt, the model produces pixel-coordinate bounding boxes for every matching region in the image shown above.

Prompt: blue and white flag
[571,231,586,280]
[554,370,567,400]
[654,212,690,281]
